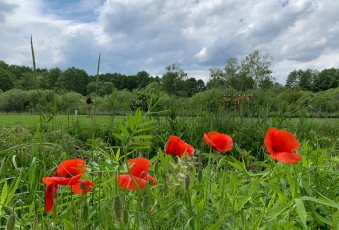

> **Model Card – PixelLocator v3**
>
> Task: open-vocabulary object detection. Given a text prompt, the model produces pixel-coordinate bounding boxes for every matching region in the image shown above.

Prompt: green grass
[0,111,339,229]
[0,114,116,128]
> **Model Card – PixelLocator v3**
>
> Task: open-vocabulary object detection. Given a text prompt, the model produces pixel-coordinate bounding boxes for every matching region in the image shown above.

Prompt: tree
[161,64,187,96]
[206,50,274,91]
[207,67,226,89]
[0,68,14,91]
[313,68,339,92]
[286,69,317,91]
[46,68,62,89]
[56,67,89,95]
[0,89,28,113]
[87,81,115,96]
[183,78,206,97]
[14,72,36,90]
[57,92,85,113]
[135,71,151,88]
[241,50,273,89]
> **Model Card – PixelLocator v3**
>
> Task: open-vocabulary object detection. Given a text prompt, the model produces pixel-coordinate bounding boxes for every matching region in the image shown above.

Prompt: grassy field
[0,113,338,128]
[0,111,339,229]
[0,114,115,128]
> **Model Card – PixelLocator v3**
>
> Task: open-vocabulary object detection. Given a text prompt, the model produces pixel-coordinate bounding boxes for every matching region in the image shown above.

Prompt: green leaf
[332,210,339,230]
[1,181,8,205]
[311,209,331,226]
[138,120,156,127]
[266,202,289,221]
[63,219,75,230]
[113,133,127,143]
[6,175,21,205]
[118,124,130,137]
[295,198,307,229]
[251,208,264,230]
[300,196,339,209]
[126,114,135,132]
[134,108,142,124]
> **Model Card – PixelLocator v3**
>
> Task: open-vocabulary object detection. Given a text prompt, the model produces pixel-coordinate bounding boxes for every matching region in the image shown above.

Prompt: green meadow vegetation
[0,38,338,229]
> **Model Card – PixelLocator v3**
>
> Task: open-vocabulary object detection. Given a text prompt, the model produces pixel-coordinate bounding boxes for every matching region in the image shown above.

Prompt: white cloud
[0,0,338,84]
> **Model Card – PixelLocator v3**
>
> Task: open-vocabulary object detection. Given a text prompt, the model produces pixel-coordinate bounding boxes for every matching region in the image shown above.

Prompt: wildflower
[203,131,233,152]
[117,157,157,190]
[42,159,94,213]
[165,135,195,158]
[264,127,301,164]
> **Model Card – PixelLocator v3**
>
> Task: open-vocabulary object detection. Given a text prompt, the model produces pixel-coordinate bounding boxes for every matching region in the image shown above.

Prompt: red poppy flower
[264,127,301,164]
[203,131,233,152]
[165,135,195,158]
[42,159,94,213]
[56,159,86,177]
[70,180,95,195]
[117,157,157,190]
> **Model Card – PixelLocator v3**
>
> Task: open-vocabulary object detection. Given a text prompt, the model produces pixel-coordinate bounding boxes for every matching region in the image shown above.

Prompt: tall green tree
[46,68,62,89]
[286,69,317,91]
[313,68,339,92]
[207,67,226,89]
[14,72,36,90]
[207,50,273,91]
[161,64,187,96]
[56,67,89,95]
[241,50,273,89]
[0,68,14,91]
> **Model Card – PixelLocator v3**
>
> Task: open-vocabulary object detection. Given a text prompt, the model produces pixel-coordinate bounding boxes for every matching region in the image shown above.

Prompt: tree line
[0,50,338,116]
[0,61,205,97]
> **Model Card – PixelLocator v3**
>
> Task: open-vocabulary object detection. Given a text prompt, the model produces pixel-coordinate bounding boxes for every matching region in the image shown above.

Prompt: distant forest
[0,49,338,116]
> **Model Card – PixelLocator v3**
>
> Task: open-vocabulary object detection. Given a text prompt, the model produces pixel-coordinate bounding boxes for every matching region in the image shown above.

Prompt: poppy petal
[165,135,194,158]
[270,151,302,164]
[70,180,95,195]
[117,175,147,190]
[204,131,233,152]
[56,159,86,177]
[146,174,157,185]
[42,174,82,186]
[45,183,58,213]
[128,158,150,177]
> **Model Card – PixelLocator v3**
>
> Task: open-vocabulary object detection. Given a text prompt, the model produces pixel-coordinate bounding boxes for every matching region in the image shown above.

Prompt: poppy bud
[82,201,89,222]
[197,170,203,182]
[184,174,190,190]
[2,205,13,215]
[142,195,150,212]
[80,181,86,190]
[35,199,41,211]
[6,213,16,230]
[123,209,129,225]
[113,195,123,221]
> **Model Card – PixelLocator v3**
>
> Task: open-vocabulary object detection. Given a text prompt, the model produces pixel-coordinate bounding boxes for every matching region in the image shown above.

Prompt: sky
[1,0,339,85]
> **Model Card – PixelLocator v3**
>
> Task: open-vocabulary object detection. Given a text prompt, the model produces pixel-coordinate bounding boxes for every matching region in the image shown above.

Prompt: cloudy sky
[1,0,339,84]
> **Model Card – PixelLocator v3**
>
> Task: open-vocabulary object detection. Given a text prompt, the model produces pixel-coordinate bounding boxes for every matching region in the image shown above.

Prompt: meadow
[0,109,339,229]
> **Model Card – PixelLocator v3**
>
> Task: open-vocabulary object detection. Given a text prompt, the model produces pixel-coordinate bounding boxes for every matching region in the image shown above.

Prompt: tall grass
[0,106,339,229]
